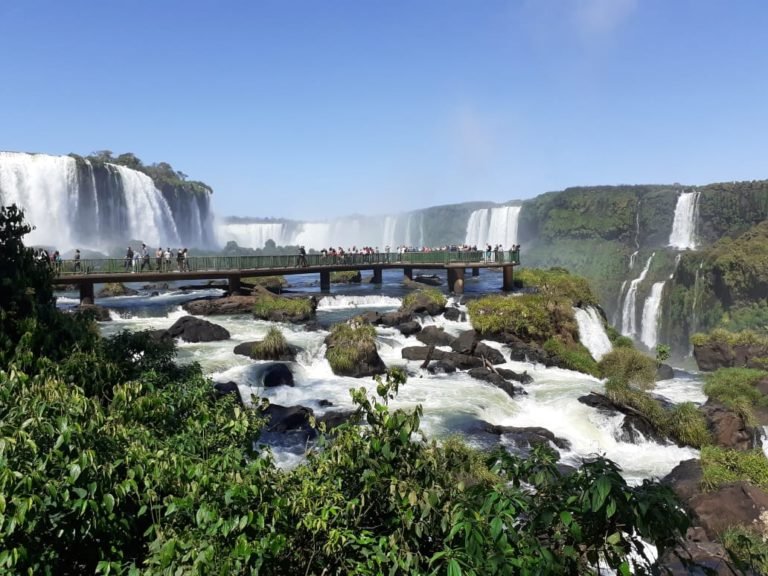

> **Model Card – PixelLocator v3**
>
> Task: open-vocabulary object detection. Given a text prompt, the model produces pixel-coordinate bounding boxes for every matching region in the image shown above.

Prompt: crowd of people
[305,243,521,265]
[124,244,191,273]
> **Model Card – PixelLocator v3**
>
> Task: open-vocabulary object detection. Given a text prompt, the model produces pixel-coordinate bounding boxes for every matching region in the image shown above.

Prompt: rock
[71,303,111,321]
[578,392,669,445]
[402,290,447,316]
[426,360,457,374]
[262,404,315,435]
[444,307,461,321]
[451,330,478,354]
[496,367,534,384]
[481,422,571,451]
[183,294,261,316]
[656,363,675,381]
[165,315,230,342]
[143,282,170,290]
[467,367,521,398]
[213,381,243,405]
[97,282,138,298]
[658,527,738,576]
[662,459,704,504]
[475,342,505,365]
[380,310,413,327]
[694,341,768,372]
[416,326,455,347]
[401,346,482,369]
[355,311,383,325]
[318,399,334,407]
[317,410,355,430]
[413,274,442,286]
[324,328,387,378]
[331,271,362,283]
[259,363,294,387]
[578,392,618,413]
[396,321,422,336]
[689,482,768,541]
[232,340,298,362]
[701,401,755,450]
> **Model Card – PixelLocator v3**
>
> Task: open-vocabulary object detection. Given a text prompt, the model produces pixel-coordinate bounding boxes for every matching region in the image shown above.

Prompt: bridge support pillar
[228,275,241,295]
[502,265,514,292]
[371,267,383,284]
[472,267,480,277]
[403,267,413,280]
[447,268,465,295]
[320,270,331,292]
[79,281,94,304]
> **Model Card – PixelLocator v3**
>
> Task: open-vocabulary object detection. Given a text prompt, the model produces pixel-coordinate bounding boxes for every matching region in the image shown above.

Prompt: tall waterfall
[620,253,655,337]
[668,191,700,250]
[574,306,613,360]
[640,282,666,350]
[0,152,213,250]
[464,205,521,248]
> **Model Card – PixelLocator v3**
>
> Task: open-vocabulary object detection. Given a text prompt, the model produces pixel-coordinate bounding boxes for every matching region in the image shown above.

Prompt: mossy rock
[252,286,316,323]
[97,282,138,298]
[401,287,447,316]
[233,327,298,361]
[324,321,386,377]
[330,270,362,284]
[242,275,287,293]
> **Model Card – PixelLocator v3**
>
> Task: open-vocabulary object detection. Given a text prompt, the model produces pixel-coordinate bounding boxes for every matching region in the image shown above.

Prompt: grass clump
[402,287,447,310]
[251,327,290,359]
[703,367,768,427]
[669,402,711,448]
[515,268,599,306]
[599,347,658,390]
[330,270,361,283]
[543,338,600,377]
[691,328,768,349]
[468,294,577,343]
[722,523,768,575]
[253,293,313,320]
[701,447,768,491]
[325,322,377,374]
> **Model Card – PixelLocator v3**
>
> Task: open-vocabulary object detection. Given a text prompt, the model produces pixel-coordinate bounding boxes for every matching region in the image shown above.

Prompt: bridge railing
[54,249,520,276]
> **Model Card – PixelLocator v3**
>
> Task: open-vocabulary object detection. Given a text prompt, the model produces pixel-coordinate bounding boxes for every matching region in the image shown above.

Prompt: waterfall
[464,205,521,248]
[0,152,214,250]
[621,253,655,337]
[633,201,641,250]
[404,213,414,247]
[574,306,613,360]
[382,216,397,249]
[219,221,291,248]
[629,250,638,270]
[668,191,700,250]
[614,280,628,326]
[418,213,425,248]
[640,282,666,350]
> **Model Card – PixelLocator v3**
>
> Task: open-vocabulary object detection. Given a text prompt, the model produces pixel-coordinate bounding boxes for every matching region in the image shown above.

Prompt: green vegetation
[701,447,768,491]
[722,523,768,575]
[242,275,287,289]
[691,328,768,348]
[325,322,377,373]
[251,327,290,359]
[469,294,559,341]
[402,286,447,311]
[703,368,768,426]
[330,270,361,283]
[252,293,314,320]
[543,337,600,377]
[516,267,599,305]
[0,205,696,574]
[599,347,658,390]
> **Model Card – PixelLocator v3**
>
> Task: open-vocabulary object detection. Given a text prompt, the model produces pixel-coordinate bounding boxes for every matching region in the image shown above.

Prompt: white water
[89,289,701,479]
[621,253,655,338]
[574,307,613,360]
[464,206,521,249]
[317,295,402,310]
[668,191,700,250]
[640,282,665,350]
[629,250,639,270]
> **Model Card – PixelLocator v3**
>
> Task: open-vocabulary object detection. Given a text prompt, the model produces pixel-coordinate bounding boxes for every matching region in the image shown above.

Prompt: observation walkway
[53,249,520,302]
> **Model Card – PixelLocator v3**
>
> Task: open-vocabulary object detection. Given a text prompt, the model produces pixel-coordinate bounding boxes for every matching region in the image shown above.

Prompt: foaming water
[317,295,402,309]
[574,306,612,360]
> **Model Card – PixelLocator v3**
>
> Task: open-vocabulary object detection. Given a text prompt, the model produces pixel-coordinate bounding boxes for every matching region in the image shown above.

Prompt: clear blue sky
[2,0,767,219]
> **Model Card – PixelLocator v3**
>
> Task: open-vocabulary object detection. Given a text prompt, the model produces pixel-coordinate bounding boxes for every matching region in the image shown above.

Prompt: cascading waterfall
[668,190,700,250]
[629,250,639,270]
[690,261,704,337]
[464,205,521,248]
[0,152,214,250]
[640,282,666,350]
[621,253,655,337]
[574,306,613,360]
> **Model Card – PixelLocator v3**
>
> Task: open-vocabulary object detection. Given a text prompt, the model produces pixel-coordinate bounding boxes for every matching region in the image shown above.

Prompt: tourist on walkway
[124,246,134,271]
[140,244,151,272]
[164,248,172,271]
[155,247,163,271]
[297,246,308,267]
[74,249,81,272]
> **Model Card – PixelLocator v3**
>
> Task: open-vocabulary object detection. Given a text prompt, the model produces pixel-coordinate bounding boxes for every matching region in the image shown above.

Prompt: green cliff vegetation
[0,205,696,574]
[702,368,768,426]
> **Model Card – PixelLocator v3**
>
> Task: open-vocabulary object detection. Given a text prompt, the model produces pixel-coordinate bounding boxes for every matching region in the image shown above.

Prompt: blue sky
[2,0,767,219]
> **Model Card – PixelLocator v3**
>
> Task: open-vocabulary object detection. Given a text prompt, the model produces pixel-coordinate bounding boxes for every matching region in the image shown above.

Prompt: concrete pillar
[320,270,331,292]
[447,268,465,295]
[79,281,94,304]
[472,267,480,277]
[403,267,413,280]
[228,275,241,295]
[371,267,383,284]
[502,265,515,292]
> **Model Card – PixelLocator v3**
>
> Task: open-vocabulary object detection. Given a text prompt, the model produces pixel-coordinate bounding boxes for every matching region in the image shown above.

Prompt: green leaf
[591,476,610,512]
[447,559,462,576]
[559,510,572,526]
[103,493,115,513]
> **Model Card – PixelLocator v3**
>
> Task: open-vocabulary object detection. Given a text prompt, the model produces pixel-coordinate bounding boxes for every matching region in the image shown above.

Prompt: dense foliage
[0,205,696,574]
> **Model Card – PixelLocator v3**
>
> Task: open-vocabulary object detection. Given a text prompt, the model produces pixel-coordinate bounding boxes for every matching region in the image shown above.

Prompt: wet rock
[380,310,413,327]
[658,527,737,576]
[475,342,505,365]
[426,360,457,374]
[165,315,230,342]
[396,321,422,336]
[416,326,455,347]
[183,294,261,315]
[662,459,704,503]
[656,363,675,381]
[233,340,298,362]
[701,401,754,450]
[355,311,383,325]
[496,367,534,385]
[325,328,387,378]
[318,410,355,430]
[481,422,570,452]
[401,346,482,369]
[71,303,111,322]
[97,282,138,298]
[689,482,768,541]
[259,363,294,387]
[413,274,442,286]
[443,307,462,321]
[402,290,447,316]
[451,330,479,354]
[262,404,315,435]
[467,367,524,398]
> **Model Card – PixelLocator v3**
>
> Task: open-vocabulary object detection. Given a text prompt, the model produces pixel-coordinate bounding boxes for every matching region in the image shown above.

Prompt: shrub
[330,270,361,283]
[515,268,599,305]
[669,402,711,448]
[251,327,290,359]
[704,367,768,427]
[599,347,657,389]
[402,287,447,310]
[253,293,313,319]
[543,337,600,377]
[468,294,557,341]
[701,447,768,491]
[691,328,768,349]
[325,322,378,374]
[242,275,287,291]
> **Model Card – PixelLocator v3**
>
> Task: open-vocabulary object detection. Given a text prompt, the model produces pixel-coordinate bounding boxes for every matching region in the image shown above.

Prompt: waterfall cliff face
[574,306,613,360]
[464,205,521,248]
[0,152,214,250]
[640,282,666,350]
[668,191,700,249]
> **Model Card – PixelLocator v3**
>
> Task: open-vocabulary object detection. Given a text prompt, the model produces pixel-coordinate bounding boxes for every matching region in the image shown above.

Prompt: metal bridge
[53,249,520,302]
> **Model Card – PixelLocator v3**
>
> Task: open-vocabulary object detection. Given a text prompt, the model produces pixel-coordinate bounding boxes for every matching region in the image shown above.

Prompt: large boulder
[71,303,111,322]
[379,310,413,327]
[165,315,230,342]
[183,294,261,316]
[451,330,479,354]
[701,401,755,450]
[233,340,298,362]
[416,326,455,347]
[467,367,523,398]
[694,341,768,372]
[662,459,704,503]
[98,282,138,298]
[325,324,387,378]
[443,307,464,322]
[261,404,315,436]
[689,482,768,541]
[475,342,505,365]
[401,346,482,370]
[396,321,422,336]
[656,363,675,381]
[481,422,570,453]
[496,367,534,385]
[413,274,442,286]
[402,290,447,316]
[252,363,295,387]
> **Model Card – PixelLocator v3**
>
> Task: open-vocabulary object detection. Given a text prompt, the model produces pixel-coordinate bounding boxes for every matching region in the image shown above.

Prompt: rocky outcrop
[252,363,295,387]
[262,404,315,435]
[701,401,755,450]
[402,291,447,316]
[467,367,525,398]
[416,326,455,347]
[690,483,768,541]
[443,307,464,322]
[480,422,570,457]
[656,363,675,381]
[694,341,768,372]
[97,282,138,298]
[233,341,298,362]
[578,392,669,445]
[402,346,483,370]
[70,303,111,321]
[165,315,230,342]
[324,327,387,378]
[396,321,422,336]
[183,294,260,316]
